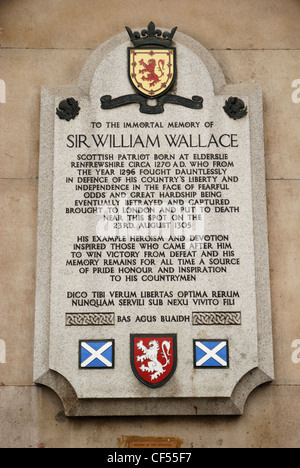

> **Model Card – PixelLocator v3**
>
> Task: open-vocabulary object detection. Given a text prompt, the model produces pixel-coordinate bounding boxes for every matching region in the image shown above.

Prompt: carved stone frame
[34,29,274,416]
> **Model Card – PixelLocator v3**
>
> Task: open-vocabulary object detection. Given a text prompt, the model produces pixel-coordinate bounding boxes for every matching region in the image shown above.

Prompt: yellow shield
[129,48,176,98]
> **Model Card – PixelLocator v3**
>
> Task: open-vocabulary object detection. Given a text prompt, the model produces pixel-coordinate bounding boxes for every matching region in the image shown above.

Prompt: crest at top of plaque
[128,47,176,99]
[127,22,176,98]
[100,21,203,114]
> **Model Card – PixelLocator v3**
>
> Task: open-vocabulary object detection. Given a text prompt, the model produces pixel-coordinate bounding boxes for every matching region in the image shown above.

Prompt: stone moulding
[35,367,271,416]
[34,28,274,416]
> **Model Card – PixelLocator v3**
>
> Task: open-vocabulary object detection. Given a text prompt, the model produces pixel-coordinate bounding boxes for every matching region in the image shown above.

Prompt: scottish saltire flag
[194,340,229,368]
[79,340,114,369]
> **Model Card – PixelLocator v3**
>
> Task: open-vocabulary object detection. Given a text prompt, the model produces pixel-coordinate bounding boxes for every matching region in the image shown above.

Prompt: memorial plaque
[34,23,274,416]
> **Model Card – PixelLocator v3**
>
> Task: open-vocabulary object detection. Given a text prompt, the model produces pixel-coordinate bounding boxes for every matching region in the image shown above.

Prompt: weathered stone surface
[1,384,300,448]
[0,180,37,385]
[0,49,90,179]
[1,0,299,51]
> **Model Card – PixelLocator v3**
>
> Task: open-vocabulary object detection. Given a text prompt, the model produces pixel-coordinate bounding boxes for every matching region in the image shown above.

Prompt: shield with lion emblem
[128,48,176,98]
[130,334,177,388]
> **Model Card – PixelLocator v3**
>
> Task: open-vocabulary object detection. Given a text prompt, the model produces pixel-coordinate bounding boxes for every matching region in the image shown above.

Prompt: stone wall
[0,0,299,448]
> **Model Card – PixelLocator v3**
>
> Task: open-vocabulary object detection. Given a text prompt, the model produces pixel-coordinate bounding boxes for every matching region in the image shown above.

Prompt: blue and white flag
[79,340,114,369]
[194,340,229,368]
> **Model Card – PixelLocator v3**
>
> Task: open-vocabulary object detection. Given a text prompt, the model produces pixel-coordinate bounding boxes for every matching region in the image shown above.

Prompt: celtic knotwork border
[66,313,115,326]
[192,312,241,326]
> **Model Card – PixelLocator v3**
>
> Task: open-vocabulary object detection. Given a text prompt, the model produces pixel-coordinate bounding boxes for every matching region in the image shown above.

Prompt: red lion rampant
[139,58,165,87]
